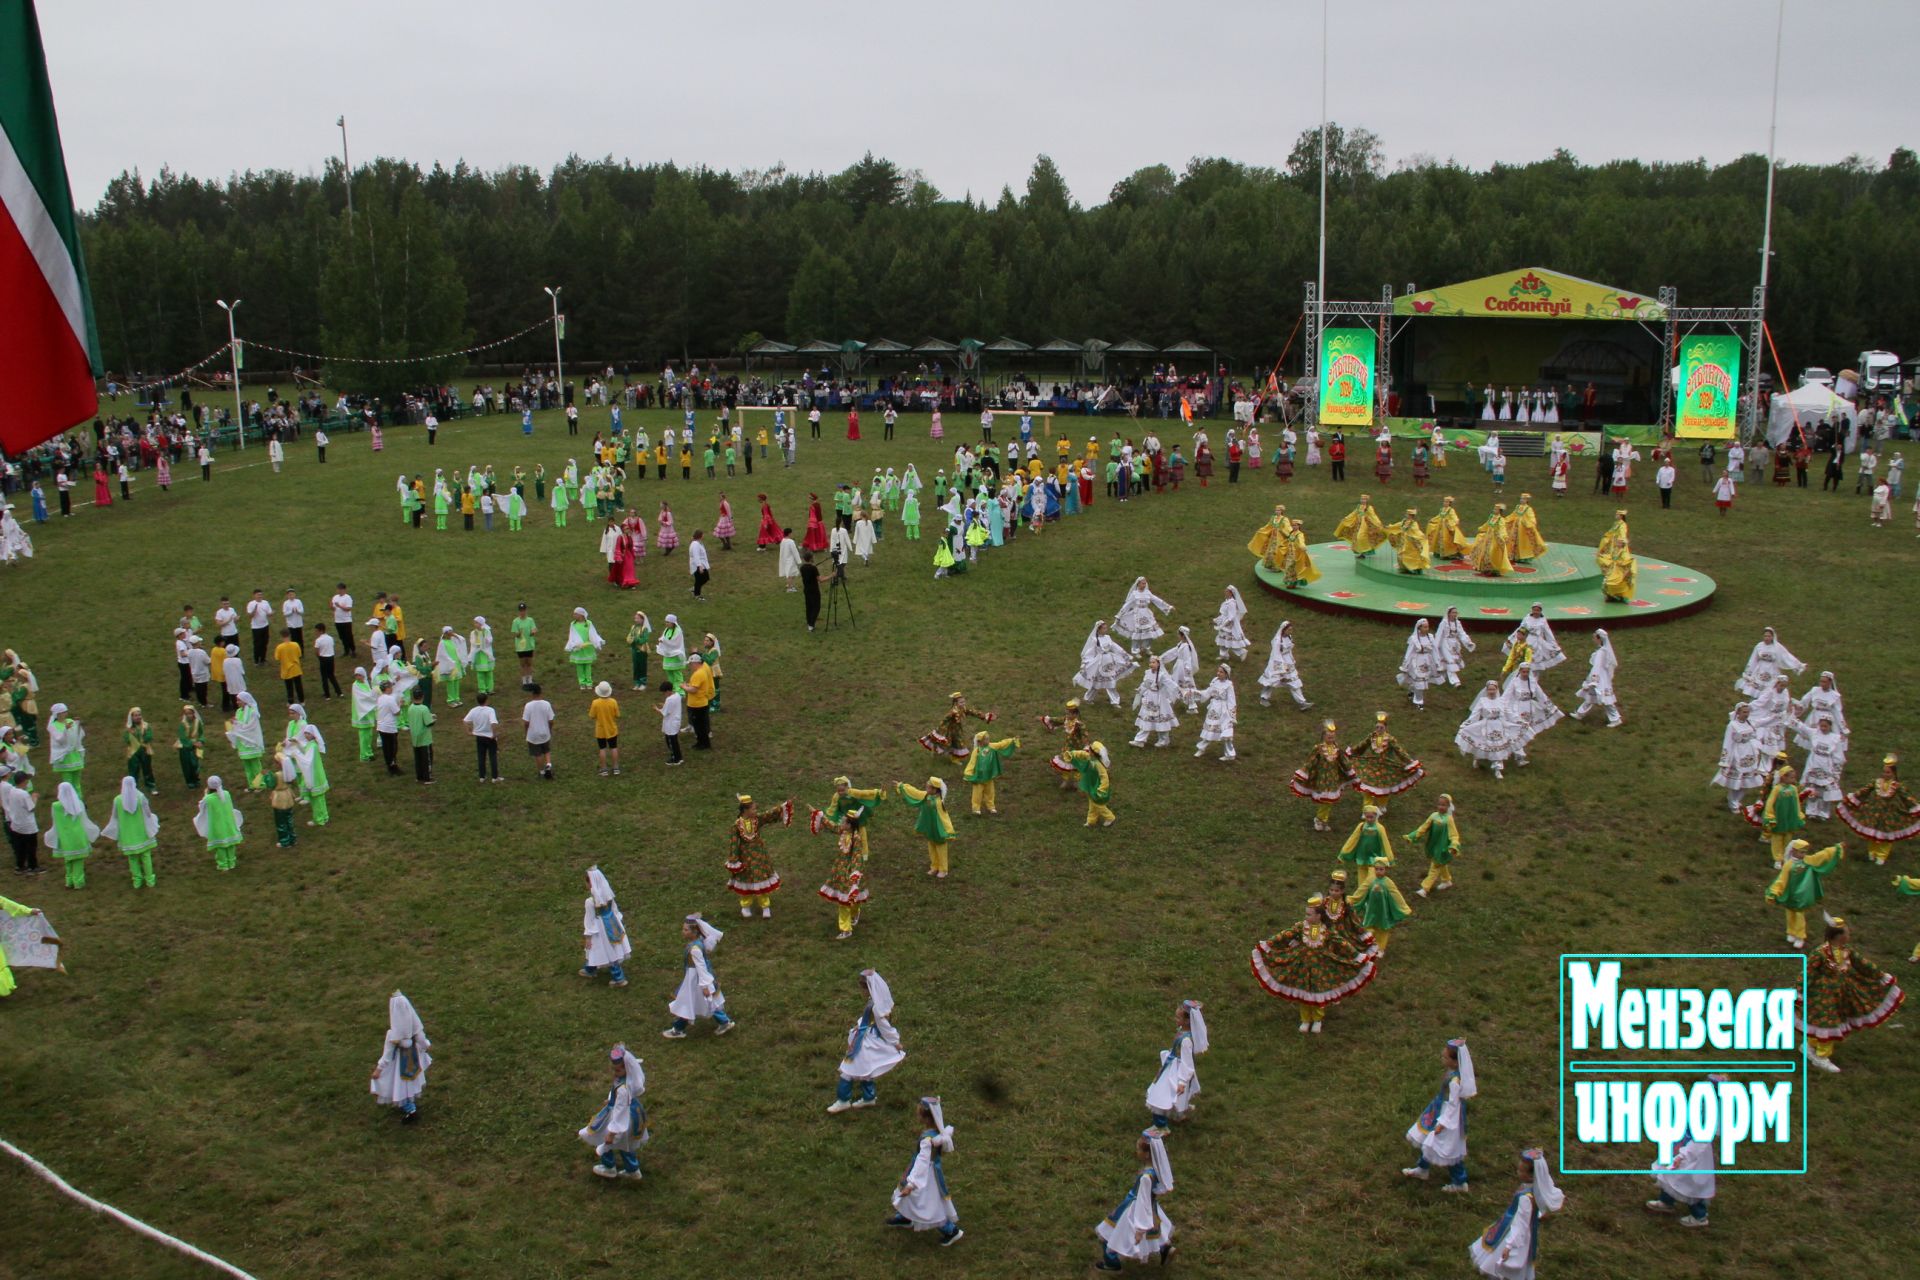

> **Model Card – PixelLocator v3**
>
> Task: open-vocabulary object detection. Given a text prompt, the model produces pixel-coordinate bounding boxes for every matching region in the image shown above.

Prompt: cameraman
[801,550,826,632]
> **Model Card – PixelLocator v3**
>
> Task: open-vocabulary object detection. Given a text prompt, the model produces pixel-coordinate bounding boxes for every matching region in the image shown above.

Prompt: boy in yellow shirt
[274,630,305,704]
[590,681,621,776]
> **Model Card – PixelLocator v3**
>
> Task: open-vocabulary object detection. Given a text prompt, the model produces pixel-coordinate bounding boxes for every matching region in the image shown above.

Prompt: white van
[1856,351,1900,392]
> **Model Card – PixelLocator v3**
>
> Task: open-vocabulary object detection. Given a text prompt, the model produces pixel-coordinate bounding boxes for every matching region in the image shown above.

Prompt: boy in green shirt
[510,604,538,688]
[405,688,436,785]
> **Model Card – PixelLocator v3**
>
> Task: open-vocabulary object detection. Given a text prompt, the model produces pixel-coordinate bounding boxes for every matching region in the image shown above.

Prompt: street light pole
[217,298,246,451]
[337,116,354,231]
[544,285,565,392]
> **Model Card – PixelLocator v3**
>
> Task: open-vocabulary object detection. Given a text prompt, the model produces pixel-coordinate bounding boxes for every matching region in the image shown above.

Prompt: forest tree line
[78,126,1920,400]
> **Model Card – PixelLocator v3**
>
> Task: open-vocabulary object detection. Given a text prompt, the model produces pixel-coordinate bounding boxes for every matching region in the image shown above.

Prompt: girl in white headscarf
[579,866,632,986]
[370,991,432,1121]
[1503,605,1565,671]
[1470,1148,1565,1279]
[1736,626,1804,697]
[1073,621,1137,709]
[1436,606,1476,687]
[1096,1131,1175,1268]
[1398,619,1440,710]
[434,626,470,708]
[1159,626,1202,712]
[1791,670,1847,738]
[1500,662,1563,758]
[1144,1000,1208,1131]
[1746,676,1792,757]
[664,914,734,1037]
[44,781,99,889]
[1789,712,1848,819]
[1258,620,1311,709]
[468,617,496,696]
[1402,1038,1477,1190]
[1710,704,1768,812]
[1455,681,1521,779]
[655,615,688,693]
[829,968,906,1112]
[192,776,245,871]
[579,1044,648,1177]
[888,1097,961,1245]
[1212,586,1250,661]
[1186,664,1238,762]
[1571,629,1622,727]
[1129,656,1181,748]
[226,692,268,789]
[1112,577,1172,655]
[101,776,159,889]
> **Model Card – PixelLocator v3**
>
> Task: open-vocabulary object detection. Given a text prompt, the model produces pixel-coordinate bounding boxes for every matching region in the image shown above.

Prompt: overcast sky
[42,0,1916,209]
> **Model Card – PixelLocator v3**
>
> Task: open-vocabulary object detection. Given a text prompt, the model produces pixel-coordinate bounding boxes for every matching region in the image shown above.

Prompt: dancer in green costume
[194,776,245,870]
[45,782,97,889]
[102,776,159,888]
[565,607,604,691]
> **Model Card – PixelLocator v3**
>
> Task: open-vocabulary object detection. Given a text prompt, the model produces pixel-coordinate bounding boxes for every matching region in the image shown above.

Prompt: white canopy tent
[1768,382,1856,449]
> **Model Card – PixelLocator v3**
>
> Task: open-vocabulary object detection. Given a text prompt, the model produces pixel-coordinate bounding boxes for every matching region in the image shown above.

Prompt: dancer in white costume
[1403,1038,1476,1190]
[1711,704,1769,812]
[1160,626,1202,713]
[1212,586,1250,661]
[1791,671,1848,739]
[369,991,431,1122]
[1735,627,1805,698]
[1456,682,1522,778]
[1570,630,1623,727]
[1129,657,1181,748]
[579,865,632,986]
[1503,605,1565,672]
[1257,620,1311,708]
[1645,1090,1718,1228]
[1073,621,1138,708]
[578,1044,649,1179]
[1397,619,1440,710]
[1144,1000,1208,1129]
[1500,663,1563,761]
[1095,1132,1176,1271]
[663,914,735,1038]
[1112,577,1173,655]
[828,968,906,1112]
[1470,1149,1565,1280]
[1435,607,1475,687]
[888,1097,962,1246]
[1789,713,1848,819]
[1186,666,1239,762]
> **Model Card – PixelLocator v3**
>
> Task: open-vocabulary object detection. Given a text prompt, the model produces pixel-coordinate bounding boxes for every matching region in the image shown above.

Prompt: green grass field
[4,405,1915,1280]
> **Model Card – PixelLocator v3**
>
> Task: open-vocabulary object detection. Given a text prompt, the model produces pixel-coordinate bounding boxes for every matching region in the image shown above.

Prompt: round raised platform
[1253,540,1715,630]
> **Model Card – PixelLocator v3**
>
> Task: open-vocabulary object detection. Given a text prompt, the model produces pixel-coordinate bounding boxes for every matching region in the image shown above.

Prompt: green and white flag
[0,0,100,452]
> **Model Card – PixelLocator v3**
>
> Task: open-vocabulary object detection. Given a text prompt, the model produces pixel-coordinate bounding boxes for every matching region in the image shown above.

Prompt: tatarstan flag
[0,0,100,453]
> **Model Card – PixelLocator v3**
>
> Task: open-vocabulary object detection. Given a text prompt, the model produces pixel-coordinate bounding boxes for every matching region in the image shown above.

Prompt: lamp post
[544,285,565,391]
[1747,0,1786,441]
[216,298,246,450]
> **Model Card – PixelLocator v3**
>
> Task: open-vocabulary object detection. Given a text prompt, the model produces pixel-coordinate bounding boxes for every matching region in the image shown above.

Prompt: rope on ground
[0,1138,260,1280]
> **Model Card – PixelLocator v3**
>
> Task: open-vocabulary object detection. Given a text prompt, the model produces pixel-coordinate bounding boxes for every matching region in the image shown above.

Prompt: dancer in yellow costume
[1467,504,1514,576]
[1424,496,1469,560]
[1385,508,1431,574]
[1600,538,1638,603]
[1333,495,1388,558]
[1596,508,1630,567]
[1506,493,1546,563]
[1280,521,1320,587]
[1247,505,1294,571]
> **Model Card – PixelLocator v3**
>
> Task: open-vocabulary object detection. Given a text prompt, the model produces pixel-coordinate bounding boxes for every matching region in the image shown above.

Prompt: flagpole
[1749,0,1784,442]
[1316,0,1328,358]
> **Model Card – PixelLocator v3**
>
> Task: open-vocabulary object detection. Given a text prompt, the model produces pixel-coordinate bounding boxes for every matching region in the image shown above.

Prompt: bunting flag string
[119,344,244,396]
[241,315,556,366]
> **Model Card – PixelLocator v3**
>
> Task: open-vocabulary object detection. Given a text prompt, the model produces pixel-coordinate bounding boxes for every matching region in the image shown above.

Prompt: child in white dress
[1258,620,1311,708]
[888,1097,961,1246]
[828,968,906,1112]
[369,991,431,1122]
[1112,577,1173,654]
[1129,657,1181,748]
[1212,586,1250,661]
[663,914,734,1038]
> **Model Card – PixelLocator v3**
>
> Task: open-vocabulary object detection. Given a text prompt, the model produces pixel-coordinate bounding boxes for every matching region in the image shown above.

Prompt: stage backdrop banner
[1394,267,1666,322]
[1674,336,1741,438]
[1318,327,1376,428]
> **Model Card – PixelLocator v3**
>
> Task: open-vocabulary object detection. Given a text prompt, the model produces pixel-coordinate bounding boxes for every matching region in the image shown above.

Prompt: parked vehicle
[1798,366,1834,388]
[1855,350,1901,392]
